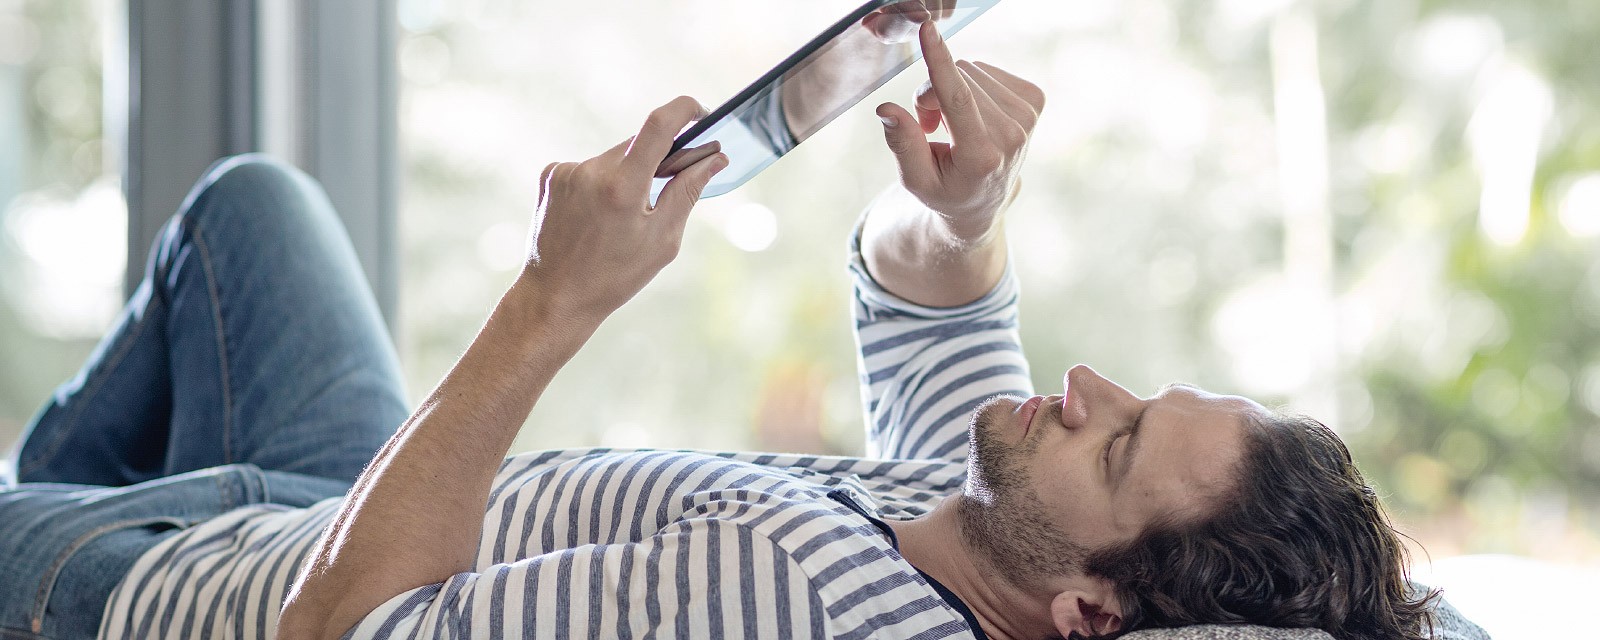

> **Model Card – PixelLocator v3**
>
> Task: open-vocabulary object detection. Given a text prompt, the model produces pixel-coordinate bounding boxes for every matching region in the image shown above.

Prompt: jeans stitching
[215,468,240,511]
[189,218,237,467]
[28,516,187,634]
[17,291,160,479]
[249,464,270,504]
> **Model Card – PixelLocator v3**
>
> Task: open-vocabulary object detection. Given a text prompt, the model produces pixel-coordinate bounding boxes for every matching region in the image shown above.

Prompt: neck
[888,497,1056,640]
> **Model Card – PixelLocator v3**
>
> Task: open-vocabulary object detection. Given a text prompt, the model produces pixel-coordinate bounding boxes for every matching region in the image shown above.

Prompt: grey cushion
[1121,585,1491,640]
[1124,626,1333,639]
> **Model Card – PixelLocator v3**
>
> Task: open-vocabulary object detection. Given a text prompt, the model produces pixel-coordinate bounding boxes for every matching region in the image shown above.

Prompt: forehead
[1114,386,1259,526]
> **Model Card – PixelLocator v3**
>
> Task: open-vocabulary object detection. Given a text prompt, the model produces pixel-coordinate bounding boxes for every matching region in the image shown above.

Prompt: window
[394,0,1600,585]
[0,0,122,447]
[1,4,1592,625]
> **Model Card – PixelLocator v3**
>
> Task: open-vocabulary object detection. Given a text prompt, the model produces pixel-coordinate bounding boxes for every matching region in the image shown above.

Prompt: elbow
[276,593,346,640]
[275,600,322,640]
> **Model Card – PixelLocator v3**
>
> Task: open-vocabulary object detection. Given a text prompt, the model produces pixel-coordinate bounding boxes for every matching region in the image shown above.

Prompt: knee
[206,152,291,180]
[172,153,340,242]
[192,153,303,201]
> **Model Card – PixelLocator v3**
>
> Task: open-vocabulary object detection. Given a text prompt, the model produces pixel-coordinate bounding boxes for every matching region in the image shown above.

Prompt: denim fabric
[0,465,351,639]
[0,155,408,639]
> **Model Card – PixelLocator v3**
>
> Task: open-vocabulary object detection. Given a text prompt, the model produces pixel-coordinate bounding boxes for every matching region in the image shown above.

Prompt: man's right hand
[875,20,1045,242]
[523,96,727,325]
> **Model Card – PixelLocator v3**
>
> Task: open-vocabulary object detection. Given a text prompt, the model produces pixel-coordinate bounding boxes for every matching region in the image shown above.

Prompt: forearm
[279,275,600,639]
[274,91,723,639]
[860,183,1012,308]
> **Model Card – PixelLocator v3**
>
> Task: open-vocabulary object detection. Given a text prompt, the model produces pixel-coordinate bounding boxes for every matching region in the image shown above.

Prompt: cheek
[1027,436,1097,490]
[1026,453,1127,544]
[1026,457,1098,514]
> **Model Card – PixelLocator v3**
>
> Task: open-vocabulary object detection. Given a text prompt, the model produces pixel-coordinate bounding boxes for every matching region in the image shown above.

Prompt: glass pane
[397,0,1600,613]
[0,0,124,453]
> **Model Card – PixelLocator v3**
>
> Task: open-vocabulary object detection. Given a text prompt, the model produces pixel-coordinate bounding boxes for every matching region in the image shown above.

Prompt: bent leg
[11,154,408,486]
[10,236,179,486]
[154,155,408,481]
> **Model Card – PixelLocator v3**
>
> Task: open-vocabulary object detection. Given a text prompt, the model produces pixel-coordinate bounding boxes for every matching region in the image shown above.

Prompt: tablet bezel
[655,0,1002,196]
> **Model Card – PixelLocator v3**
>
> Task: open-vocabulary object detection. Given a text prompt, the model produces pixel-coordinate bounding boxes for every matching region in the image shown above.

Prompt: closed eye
[1102,434,1119,478]
[1103,428,1132,482]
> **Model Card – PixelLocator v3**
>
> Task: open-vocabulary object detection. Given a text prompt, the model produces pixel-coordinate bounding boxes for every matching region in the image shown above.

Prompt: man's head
[958,365,1435,640]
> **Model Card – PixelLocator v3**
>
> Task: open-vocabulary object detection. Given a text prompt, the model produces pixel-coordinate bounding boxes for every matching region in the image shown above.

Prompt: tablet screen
[651,0,1000,202]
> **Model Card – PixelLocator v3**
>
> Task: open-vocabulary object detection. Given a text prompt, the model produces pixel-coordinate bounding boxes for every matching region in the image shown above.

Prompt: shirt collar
[826,489,990,640]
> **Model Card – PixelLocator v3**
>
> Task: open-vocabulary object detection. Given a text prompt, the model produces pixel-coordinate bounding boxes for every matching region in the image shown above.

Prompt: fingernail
[712,155,729,172]
[880,115,899,128]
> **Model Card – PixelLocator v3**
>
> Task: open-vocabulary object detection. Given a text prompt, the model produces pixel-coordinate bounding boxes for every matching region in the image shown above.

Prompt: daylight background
[1,0,1596,636]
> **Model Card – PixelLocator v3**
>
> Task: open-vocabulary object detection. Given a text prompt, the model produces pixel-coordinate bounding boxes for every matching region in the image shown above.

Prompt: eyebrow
[1114,405,1149,488]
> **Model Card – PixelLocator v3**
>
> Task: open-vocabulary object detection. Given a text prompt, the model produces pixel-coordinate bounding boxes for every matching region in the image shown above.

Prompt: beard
[958,395,1088,592]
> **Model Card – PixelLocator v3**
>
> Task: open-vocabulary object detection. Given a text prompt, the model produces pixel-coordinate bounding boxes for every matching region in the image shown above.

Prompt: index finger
[972,61,1047,114]
[623,96,709,175]
[918,20,984,140]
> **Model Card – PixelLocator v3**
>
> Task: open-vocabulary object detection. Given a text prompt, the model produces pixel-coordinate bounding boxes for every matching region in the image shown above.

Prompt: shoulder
[746,491,976,640]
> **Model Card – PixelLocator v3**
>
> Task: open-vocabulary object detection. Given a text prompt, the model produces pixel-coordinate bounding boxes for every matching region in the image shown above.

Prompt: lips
[1018,395,1044,436]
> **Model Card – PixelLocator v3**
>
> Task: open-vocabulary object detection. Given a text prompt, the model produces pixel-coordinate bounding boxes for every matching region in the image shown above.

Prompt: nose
[1064,364,1138,396]
[1061,364,1140,427]
[1064,364,1095,390]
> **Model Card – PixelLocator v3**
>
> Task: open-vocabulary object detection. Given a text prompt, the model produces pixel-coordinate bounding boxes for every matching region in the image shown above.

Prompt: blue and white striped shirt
[98,224,1033,639]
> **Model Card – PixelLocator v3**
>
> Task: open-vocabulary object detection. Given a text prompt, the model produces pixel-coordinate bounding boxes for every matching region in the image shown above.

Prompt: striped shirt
[98,224,1033,639]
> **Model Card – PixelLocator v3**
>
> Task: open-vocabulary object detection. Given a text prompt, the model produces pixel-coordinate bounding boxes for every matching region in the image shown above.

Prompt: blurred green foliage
[1322,0,1600,556]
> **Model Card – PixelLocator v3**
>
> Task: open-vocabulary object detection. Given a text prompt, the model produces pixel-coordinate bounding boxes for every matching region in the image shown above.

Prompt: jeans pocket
[31,517,190,635]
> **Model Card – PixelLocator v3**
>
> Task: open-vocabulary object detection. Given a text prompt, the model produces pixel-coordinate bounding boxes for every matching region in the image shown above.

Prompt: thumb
[653,152,728,221]
[876,102,937,191]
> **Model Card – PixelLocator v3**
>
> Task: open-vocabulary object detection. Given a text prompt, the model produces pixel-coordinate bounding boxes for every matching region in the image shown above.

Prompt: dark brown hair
[1079,412,1439,640]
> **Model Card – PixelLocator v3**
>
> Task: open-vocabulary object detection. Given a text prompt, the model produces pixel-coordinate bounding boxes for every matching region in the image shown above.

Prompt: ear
[1048,577,1124,639]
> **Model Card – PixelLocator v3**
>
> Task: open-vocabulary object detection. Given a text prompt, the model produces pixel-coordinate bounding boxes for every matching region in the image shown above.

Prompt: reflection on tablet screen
[650,0,999,203]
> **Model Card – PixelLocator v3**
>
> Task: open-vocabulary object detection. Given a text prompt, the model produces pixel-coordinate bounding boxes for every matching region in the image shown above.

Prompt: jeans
[0,155,408,639]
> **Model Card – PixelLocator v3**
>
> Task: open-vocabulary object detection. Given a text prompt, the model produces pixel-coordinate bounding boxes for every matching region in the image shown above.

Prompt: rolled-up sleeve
[848,220,1034,464]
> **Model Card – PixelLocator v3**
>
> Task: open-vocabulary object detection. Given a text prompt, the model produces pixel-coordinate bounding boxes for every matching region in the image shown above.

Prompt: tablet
[649,0,1002,203]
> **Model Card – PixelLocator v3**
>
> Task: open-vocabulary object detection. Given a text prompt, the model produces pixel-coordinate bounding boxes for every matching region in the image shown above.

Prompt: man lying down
[1,20,1488,640]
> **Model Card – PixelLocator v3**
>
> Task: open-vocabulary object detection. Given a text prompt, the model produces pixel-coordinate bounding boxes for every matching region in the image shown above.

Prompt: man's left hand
[875,20,1045,242]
